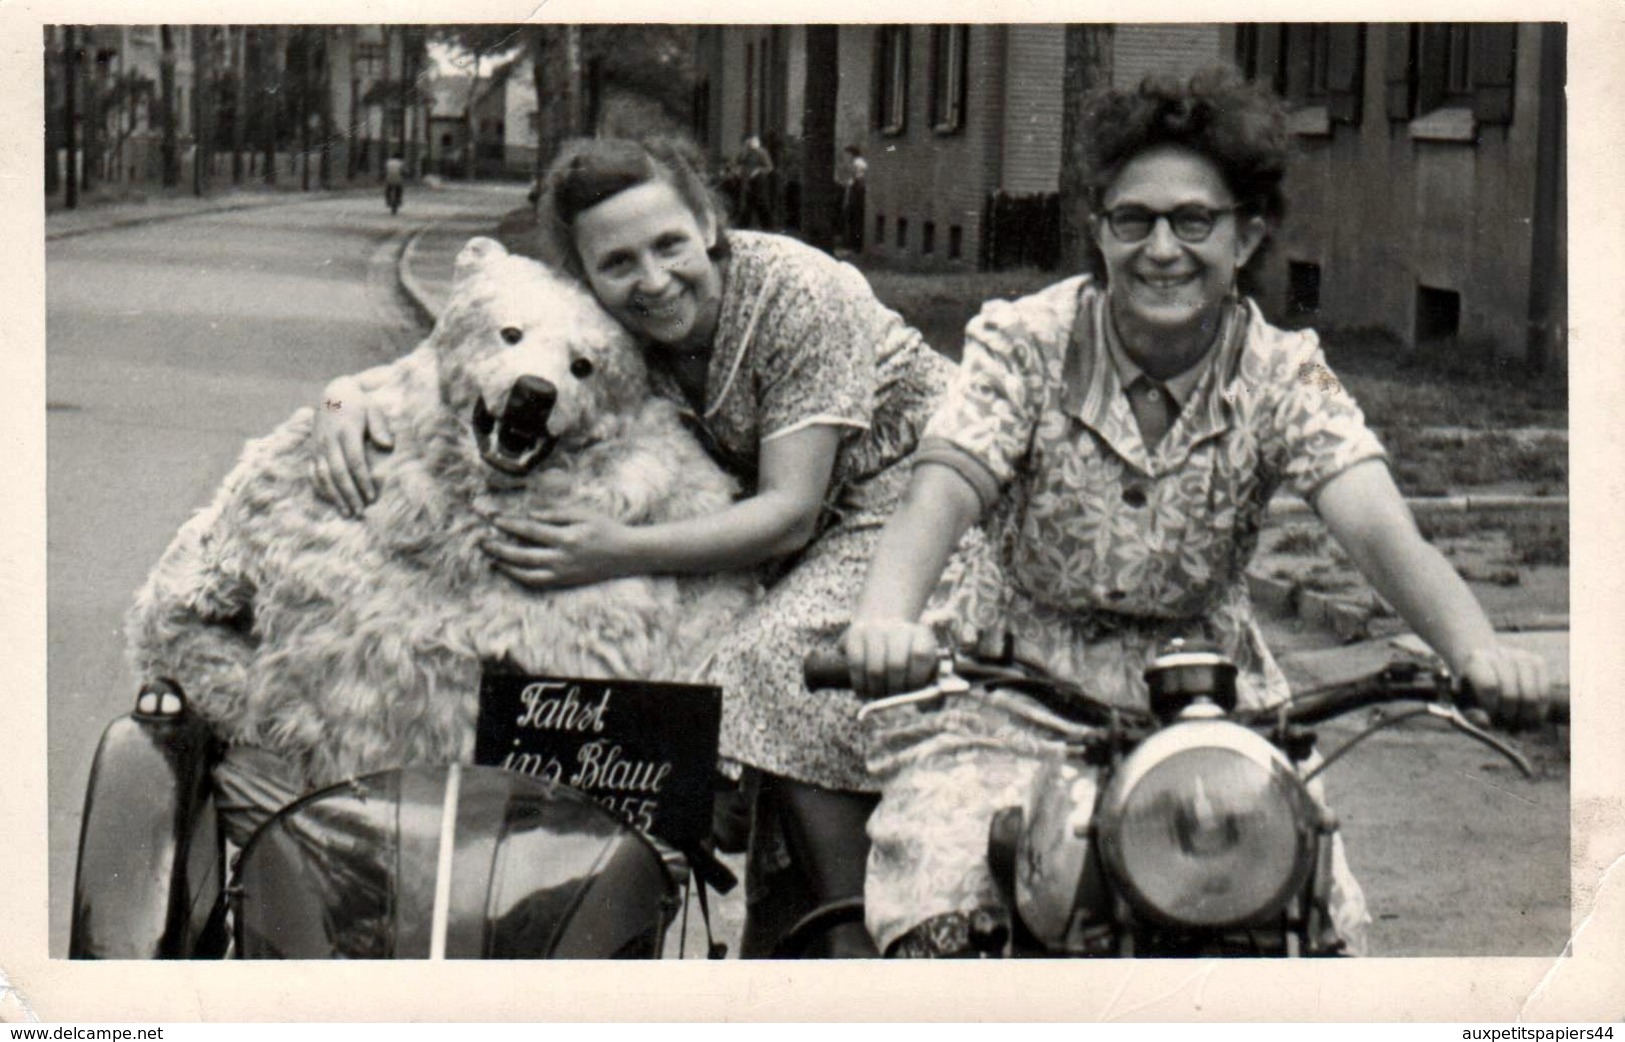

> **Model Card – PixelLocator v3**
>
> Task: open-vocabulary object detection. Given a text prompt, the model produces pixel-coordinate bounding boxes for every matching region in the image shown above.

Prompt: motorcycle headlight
[1097,722,1315,929]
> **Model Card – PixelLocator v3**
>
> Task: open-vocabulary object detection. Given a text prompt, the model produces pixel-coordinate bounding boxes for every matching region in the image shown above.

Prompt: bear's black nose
[498,376,557,453]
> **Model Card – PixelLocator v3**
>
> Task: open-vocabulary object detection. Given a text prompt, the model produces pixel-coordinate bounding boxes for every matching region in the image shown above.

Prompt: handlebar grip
[1456,678,1569,727]
[804,648,852,691]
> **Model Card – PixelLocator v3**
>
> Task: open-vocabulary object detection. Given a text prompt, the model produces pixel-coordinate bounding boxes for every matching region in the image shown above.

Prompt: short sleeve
[1265,329,1388,501]
[755,260,877,443]
[919,298,1049,503]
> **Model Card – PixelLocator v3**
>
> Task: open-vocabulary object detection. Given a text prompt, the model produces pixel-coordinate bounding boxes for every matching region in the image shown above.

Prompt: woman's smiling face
[573,179,724,353]
[1093,143,1265,356]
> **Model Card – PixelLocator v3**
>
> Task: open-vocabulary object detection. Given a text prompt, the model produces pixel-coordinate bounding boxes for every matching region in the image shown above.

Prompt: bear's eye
[500,326,523,345]
[570,357,595,379]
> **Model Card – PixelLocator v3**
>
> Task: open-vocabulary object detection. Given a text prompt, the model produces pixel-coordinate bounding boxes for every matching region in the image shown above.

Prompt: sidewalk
[45,184,379,241]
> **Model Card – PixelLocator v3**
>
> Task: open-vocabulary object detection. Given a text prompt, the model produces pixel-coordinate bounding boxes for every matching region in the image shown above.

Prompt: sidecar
[70,680,691,959]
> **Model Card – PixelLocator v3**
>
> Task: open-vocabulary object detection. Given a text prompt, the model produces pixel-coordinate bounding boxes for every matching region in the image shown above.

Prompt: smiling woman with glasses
[840,67,1555,958]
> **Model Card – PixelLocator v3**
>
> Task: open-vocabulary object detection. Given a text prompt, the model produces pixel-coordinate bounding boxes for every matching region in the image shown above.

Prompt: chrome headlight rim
[1096,721,1318,930]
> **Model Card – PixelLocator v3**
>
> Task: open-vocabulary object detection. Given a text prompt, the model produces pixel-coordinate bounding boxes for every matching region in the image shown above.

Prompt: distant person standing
[838,145,868,252]
[737,134,775,229]
[384,153,406,215]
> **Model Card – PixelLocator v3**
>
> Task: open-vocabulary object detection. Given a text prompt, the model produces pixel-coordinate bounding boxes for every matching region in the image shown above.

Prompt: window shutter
[1255,24,1285,95]
[928,26,942,128]
[1417,23,1449,115]
[1471,23,1518,124]
[956,26,968,130]
[1326,24,1365,123]
[1384,23,1415,119]
[1285,23,1315,99]
[899,27,910,132]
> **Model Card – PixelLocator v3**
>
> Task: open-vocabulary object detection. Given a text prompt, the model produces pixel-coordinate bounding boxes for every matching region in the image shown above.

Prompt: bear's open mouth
[472,378,558,476]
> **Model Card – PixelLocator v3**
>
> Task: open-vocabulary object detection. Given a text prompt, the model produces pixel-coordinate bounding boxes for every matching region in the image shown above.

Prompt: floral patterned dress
[649,231,954,793]
[864,275,1386,954]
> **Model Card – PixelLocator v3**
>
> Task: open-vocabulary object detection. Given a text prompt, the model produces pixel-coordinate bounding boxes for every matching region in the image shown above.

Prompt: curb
[1266,494,1569,521]
[1246,571,1385,642]
[396,225,439,330]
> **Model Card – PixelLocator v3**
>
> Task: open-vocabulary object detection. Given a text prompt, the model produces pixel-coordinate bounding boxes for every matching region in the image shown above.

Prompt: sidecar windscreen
[236,764,676,959]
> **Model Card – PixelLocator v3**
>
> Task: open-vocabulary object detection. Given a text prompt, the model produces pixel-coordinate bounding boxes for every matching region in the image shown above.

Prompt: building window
[1235,24,1287,95]
[876,214,885,245]
[929,25,968,133]
[949,225,963,260]
[1415,285,1461,344]
[744,41,756,135]
[876,26,909,135]
[896,217,908,250]
[923,221,937,254]
[1389,23,1518,125]
[756,33,774,137]
[1240,24,1364,125]
[1287,261,1322,321]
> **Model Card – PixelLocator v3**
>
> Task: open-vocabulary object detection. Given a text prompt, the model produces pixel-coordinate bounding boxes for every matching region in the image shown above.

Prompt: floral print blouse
[917,276,1387,710]
[645,231,951,533]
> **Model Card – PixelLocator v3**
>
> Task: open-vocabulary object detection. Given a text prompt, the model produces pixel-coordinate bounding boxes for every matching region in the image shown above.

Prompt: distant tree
[799,27,839,251]
[401,26,429,172]
[228,26,246,183]
[579,25,697,132]
[63,27,78,206]
[191,26,213,195]
[432,25,527,179]
[81,39,112,193]
[258,27,281,184]
[159,26,179,188]
[530,25,582,179]
[44,29,60,196]
[318,26,335,187]
[1058,26,1114,273]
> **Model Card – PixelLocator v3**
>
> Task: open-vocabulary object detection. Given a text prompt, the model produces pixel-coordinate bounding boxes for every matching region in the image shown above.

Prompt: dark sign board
[475,672,721,848]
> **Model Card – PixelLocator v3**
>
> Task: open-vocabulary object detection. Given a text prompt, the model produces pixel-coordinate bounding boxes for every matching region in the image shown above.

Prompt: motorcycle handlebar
[806,649,1566,729]
[803,648,854,693]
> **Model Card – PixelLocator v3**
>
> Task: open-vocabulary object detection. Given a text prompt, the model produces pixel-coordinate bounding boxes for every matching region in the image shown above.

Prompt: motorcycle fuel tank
[236,764,678,958]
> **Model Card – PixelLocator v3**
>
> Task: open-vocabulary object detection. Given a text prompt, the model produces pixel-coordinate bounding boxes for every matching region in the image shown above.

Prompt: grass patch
[859,266,1060,361]
[1385,427,1568,497]
[1506,518,1569,567]
[1269,528,1328,556]
[1317,327,1566,430]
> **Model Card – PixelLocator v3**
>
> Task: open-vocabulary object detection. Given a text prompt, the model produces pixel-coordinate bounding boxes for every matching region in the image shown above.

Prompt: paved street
[45,183,523,955]
[43,181,1569,961]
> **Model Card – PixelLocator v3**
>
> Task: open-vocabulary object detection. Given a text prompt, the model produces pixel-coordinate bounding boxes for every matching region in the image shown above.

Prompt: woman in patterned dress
[310,135,954,957]
[840,69,1554,956]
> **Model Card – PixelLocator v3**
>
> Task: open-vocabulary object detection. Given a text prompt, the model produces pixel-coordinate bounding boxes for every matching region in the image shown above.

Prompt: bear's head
[429,237,649,477]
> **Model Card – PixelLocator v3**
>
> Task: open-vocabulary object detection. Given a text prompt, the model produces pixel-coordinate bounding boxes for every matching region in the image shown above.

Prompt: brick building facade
[692,23,1565,367]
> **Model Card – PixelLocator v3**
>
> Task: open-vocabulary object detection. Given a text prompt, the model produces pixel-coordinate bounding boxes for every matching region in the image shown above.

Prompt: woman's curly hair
[1081,67,1291,224]
[536,134,732,281]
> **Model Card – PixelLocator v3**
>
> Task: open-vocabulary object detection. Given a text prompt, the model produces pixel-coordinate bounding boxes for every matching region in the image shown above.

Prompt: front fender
[70,679,225,959]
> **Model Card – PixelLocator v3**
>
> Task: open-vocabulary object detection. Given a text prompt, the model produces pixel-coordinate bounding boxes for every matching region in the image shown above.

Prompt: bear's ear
[453,237,509,285]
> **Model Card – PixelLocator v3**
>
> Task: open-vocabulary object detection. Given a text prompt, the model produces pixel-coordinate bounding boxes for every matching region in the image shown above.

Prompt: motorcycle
[789,640,1563,958]
[69,673,738,960]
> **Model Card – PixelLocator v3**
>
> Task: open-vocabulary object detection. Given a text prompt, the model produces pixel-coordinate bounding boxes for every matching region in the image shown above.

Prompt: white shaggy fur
[128,238,755,788]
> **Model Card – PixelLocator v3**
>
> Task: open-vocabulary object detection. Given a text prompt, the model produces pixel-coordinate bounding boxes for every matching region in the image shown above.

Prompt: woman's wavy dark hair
[536,134,731,281]
[1079,68,1291,285]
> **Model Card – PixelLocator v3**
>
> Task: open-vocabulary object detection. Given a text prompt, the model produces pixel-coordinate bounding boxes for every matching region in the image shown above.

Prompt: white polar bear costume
[127,238,755,791]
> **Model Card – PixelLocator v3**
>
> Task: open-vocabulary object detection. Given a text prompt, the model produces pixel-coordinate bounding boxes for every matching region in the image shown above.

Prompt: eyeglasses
[1101,205,1239,244]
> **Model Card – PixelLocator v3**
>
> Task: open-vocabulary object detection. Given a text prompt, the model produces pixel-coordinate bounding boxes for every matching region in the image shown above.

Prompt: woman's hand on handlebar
[1459,644,1555,731]
[841,619,940,699]
[311,375,394,518]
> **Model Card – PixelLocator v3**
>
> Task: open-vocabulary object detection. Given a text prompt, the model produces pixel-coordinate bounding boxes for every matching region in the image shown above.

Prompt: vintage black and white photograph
[13,10,1618,1019]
